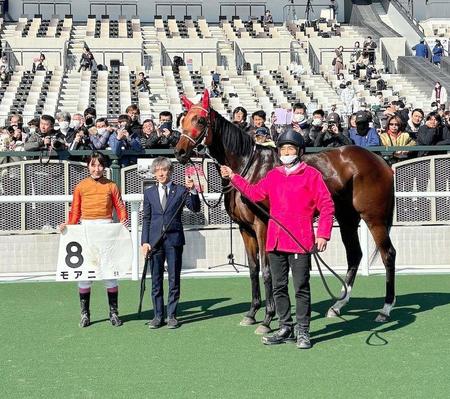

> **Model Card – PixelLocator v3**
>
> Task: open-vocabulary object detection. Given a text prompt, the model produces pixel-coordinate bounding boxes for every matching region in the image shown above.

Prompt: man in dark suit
[141,157,201,329]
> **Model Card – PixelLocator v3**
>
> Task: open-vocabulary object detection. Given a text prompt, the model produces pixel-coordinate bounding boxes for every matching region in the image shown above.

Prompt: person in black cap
[314,113,352,148]
[348,111,380,147]
[254,126,276,148]
[220,128,334,350]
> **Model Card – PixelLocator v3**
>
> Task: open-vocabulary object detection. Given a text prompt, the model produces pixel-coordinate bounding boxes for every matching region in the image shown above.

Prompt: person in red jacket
[59,153,128,328]
[220,128,334,349]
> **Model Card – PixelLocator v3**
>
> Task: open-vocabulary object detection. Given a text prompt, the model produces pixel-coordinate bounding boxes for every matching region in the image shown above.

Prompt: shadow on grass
[120,297,251,325]
[310,292,450,345]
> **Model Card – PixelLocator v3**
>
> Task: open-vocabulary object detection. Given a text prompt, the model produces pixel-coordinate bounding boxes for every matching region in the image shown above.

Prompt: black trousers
[268,251,311,329]
[150,239,183,319]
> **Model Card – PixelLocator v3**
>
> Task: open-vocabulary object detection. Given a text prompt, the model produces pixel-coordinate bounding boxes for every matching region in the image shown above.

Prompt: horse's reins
[181,106,256,208]
[182,112,347,301]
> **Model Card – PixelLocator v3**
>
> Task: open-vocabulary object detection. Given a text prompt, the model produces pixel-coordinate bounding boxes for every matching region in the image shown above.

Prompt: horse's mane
[214,111,253,156]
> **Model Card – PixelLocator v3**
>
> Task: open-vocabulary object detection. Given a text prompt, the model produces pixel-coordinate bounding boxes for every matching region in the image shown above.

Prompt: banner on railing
[56,224,132,282]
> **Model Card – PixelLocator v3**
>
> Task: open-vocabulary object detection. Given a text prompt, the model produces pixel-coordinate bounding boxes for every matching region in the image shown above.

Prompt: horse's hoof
[255,324,271,335]
[326,307,340,318]
[375,313,389,323]
[240,316,256,326]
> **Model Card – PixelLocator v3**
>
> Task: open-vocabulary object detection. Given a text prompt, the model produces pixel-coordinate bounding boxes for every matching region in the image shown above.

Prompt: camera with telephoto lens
[50,135,64,150]
[327,122,337,132]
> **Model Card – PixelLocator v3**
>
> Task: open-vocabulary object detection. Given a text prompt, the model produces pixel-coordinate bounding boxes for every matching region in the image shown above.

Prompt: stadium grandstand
[0,0,450,275]
[1,2,450,398]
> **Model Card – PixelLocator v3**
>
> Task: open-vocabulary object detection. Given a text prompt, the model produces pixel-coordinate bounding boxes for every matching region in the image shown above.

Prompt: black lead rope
[238,194,348,302]
[138,189,191,316]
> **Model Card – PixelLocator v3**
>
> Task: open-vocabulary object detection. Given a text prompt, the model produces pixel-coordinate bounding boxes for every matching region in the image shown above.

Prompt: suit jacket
[141,183,201,247]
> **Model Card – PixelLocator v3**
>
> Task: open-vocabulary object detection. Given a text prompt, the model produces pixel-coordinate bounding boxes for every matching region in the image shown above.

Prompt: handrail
[308,42,320,74]
[381,41,397,74]
[22,1,72,16]
[2,146,450,159]
[219,3,267,18]
[155,2,203,17]
[89,1,138,16]
[282,2,336,22]
[233,41,246,74]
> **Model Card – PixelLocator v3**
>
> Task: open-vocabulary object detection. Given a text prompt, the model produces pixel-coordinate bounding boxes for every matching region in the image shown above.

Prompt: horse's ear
[202,89,210,109]
[181,95,193,110]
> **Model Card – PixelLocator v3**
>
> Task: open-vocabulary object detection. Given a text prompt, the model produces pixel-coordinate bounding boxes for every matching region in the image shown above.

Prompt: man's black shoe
[262,326,295,345]
[296,329,312,349]
[148,318,163,329]
[167,317,180,329]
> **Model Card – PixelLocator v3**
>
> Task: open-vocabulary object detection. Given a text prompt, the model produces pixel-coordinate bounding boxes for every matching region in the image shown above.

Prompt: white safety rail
[1,191,450,280]
[0,193,221,281]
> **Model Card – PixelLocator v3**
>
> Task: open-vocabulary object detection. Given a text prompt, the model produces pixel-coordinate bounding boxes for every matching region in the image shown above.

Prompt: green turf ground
[1,275,450,399]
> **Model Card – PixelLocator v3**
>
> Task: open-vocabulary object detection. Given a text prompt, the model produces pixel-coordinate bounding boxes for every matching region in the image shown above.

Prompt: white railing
[1,191,449,278]
[0,193,222,281]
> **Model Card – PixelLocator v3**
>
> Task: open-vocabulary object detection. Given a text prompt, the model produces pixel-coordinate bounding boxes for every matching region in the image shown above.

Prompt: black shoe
[109,312,123,327]
[79,292,90,328]
[296,329,312,349]
[167,317,180,329]
[148,318,163,329]
[79,312,90,328]
[107,291,122,326]
[262,326,295,345]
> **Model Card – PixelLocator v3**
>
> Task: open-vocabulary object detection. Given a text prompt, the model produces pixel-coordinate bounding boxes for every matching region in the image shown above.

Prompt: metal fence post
[109,158,121,187]
[130,202,140,280]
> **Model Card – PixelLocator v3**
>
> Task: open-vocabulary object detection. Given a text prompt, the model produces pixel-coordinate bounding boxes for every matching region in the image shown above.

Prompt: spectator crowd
[1,84,450,167]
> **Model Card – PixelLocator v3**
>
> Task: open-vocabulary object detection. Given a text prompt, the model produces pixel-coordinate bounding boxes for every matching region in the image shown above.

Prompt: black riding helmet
[277,127,306,149]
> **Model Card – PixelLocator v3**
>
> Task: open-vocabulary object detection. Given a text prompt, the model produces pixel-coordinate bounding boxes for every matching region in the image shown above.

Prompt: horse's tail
[369,177,395,265]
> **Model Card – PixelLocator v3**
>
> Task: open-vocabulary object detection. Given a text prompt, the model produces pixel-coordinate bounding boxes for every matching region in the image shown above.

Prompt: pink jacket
[231,162,334,254]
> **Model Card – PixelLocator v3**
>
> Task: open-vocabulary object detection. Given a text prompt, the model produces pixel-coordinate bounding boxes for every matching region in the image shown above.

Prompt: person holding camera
[88,117,113,150]
[24,115,66,151]
[135,72,150,93]
[146,111,180,149]
[126,104,142,136]
[108,114,143,166]
[314,114,352,147]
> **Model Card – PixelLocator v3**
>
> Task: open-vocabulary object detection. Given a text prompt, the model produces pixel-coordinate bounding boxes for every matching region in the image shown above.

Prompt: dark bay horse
[175,91,396,333]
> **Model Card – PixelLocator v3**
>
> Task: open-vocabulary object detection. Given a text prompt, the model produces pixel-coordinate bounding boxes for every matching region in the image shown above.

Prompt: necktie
[161,185,168,210]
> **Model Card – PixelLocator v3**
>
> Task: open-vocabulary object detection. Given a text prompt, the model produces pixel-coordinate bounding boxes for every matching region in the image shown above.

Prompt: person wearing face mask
[108,114,143,166]
[232,106,250,132]
[126,104,142,136]
[271,103,309,143]
[417,112,450,156]
[314,113,352,148]
[348,110,380,147]
[83,107,97,129]
[55,111,71,139]
[220,128,334,349]
[88,118,113,150]
[66,113,89,150]
[306,109,326,146]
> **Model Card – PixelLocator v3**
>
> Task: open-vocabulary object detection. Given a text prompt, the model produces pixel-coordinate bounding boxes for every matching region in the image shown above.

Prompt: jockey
[59,153,128,328]
[220,127,335,349]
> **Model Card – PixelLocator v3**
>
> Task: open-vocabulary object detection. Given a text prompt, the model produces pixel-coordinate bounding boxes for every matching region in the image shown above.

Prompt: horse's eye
[197,117,207,126]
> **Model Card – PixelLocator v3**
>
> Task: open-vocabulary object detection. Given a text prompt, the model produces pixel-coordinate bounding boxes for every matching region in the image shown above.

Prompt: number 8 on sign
[65,242,84,268]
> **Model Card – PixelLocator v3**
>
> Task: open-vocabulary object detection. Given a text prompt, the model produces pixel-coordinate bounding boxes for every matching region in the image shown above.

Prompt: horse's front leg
[239,229,261,326]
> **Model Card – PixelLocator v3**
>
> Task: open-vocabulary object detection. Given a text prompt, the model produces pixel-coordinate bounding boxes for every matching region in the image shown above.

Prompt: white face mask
[70,120,81,129]
[97,127,107,135]
[312,118,322,126]
[59,121,69,131]
[29,127,36,134]
[292,114,305,123]
[280,155,298,165]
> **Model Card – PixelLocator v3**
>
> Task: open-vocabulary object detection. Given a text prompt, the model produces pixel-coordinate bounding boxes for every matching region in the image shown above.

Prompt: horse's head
[175,89,214,164]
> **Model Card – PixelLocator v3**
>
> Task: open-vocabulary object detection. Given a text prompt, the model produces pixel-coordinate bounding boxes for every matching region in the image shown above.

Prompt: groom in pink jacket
[221,128,334,349]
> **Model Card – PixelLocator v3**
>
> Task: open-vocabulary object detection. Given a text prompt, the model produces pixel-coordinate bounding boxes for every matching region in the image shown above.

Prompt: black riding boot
[107,291,123,327]
[79,292,91,328]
